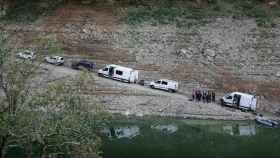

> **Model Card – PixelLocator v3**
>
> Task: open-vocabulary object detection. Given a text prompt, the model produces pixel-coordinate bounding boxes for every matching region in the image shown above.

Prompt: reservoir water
[101,117,280,158]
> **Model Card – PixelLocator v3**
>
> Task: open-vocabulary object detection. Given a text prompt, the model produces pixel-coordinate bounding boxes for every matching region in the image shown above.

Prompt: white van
[98,64,139,83]
[45,56,64,65]
[149,79,178,93]
[17,50,36,60]
[221,92,257,111]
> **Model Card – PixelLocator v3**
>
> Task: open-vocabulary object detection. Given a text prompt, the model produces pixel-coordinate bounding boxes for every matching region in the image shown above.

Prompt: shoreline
[106,109,280,121]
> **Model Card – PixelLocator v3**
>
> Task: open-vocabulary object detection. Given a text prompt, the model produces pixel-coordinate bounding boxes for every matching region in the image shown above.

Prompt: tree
[0,33,105,158]
[0,0,8,16]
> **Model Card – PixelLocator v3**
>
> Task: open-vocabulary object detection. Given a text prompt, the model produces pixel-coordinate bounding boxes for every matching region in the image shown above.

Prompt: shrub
[1,0,64,23]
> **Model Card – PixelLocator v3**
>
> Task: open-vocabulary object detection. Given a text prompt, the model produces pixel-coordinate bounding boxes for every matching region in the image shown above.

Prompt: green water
[101,117,280,158]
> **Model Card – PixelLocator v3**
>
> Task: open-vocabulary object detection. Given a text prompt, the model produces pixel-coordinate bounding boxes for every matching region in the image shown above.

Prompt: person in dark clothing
[211,91,216,103]
[202,90,207,103]
[195,90,198,102]
[206,91,211,103]
[199,90,202,102]
[196,90,201,102]
[192,89,195,101]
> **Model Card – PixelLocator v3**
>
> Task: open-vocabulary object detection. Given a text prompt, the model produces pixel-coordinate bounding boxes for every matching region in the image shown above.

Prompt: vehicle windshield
[226,95,232,99]
[24,52,32,55]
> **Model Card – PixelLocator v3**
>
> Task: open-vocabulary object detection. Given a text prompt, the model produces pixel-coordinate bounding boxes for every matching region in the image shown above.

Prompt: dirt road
[37,63,258,121]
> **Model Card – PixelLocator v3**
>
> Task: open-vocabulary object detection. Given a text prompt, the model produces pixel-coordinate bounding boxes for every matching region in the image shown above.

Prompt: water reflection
[151,124,178,134]
[101,126,140,139]
[183,120,256,137]
[102,118,280,158]
[222,124,256,136]
[101,120,256,140]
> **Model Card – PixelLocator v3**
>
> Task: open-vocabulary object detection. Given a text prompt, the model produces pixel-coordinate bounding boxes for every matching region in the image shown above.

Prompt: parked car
[45,56,64,65]
[71,60,96,71]
[98,64,139,83]
[220,92,257,111]
[149,79,178,93]
[17,50,35,60]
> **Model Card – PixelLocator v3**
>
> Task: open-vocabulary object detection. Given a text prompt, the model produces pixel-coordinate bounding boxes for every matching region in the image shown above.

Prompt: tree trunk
[0,136,8,158]
[0,0,7,17]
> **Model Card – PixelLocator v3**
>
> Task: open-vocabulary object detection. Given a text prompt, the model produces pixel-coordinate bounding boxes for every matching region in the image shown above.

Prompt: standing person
[206,91,211,103]
[192,89,195,101]
[202,90,206,103]
[195,90,198,102]
[212,91,216,103]
[197,90,201,102]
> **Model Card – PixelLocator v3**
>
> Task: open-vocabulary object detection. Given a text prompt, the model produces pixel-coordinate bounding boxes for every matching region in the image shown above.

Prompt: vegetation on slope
[0,33,106,158]
[1,0,280,26]
[125,0,280,27]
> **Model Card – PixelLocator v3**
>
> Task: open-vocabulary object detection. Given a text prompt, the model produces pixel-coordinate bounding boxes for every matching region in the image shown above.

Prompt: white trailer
[220,92,257,111]
[98,64,139,83]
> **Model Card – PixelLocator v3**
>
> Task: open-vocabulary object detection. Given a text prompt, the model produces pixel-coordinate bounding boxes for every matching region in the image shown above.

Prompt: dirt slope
[2,2,280,115]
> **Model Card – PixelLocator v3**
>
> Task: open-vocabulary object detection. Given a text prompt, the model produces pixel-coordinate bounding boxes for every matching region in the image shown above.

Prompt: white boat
[255,114,278,128]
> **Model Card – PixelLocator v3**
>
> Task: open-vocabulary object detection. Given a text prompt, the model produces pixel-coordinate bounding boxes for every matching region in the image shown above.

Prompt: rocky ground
[36,63,262,121]
[1,2,280,118]
[2,62,279,121]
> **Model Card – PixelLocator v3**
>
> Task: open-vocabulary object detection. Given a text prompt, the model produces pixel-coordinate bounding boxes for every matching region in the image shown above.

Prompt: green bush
[1,0,64,23]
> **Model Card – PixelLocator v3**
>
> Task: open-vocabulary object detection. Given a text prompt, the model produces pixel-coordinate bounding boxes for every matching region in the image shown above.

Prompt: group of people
[192,89,216,103]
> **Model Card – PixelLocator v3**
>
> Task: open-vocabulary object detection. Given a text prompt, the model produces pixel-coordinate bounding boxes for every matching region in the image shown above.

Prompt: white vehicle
[17,50,35,60]
[45,56,64,65]
[149,79,178,93]
[221,92,257,111]
[98,64,139,83]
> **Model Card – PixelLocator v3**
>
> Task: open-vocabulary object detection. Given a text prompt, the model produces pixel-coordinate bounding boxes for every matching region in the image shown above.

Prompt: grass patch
[124,0,280,27]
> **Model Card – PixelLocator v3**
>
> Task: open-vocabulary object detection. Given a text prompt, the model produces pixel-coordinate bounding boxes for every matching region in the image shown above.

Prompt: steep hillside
[1,1,280,114]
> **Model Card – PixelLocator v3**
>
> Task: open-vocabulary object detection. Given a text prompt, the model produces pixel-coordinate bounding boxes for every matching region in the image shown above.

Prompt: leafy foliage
[0,34,105,158]
[1,0,64,23]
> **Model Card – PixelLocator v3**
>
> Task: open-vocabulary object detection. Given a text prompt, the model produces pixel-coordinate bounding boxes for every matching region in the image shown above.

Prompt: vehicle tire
[220,99,224,106]
[150,85,155,89]
[77,65,82,70]
[98,73,102,77]
[168,89,173,93]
